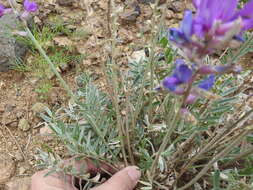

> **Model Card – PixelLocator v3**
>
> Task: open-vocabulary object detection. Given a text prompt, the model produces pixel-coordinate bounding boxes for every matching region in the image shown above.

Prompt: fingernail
[127,167,141,182]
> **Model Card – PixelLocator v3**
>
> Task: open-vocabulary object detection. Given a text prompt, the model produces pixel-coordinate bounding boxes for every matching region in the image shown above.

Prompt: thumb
[91,166,141,190]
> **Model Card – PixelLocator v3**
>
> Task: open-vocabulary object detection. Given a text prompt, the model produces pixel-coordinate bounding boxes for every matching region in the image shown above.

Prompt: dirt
[0,70,74,189]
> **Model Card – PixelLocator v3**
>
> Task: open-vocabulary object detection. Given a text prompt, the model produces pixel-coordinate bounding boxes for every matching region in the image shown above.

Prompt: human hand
[31,161,141,190]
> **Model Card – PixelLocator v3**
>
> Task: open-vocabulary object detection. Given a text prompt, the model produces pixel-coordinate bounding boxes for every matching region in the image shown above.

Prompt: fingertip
[92,166,141,190]
[31,170,46,181]
[31,170,47,190]
[125,166,141,183]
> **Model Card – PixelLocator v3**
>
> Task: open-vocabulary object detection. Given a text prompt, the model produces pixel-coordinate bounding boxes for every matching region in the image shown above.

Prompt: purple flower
[193,0,253,36]
[169,10,193,44]
[233,35,244,42]
[24,0,38,12]
[162,76,180,91]
[173,59,193,83]
[193,0,238,37]
[0,5,5,17]
[0,4,12,17]
[198,65,216,75]
[185,94,198,104]
[198,64,242,75]
[232,0,253,31]
[162,59,193,91]
[214,65,242,74]
[192,0,201,8]
[161,60,216,105]
[168,0,253,57]
[198,75,215,91]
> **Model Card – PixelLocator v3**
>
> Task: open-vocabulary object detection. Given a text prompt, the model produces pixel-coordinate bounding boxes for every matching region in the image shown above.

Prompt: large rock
[0,13,27,72]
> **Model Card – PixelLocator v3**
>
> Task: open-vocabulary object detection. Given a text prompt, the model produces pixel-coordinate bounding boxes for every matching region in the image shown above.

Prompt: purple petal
[162,76,180,91]
[185,94,198,104]
[192,0,201,8]
[218,0,237,21]
[214,65,231,73]
[198,65,216,74]
[21,11,29,19]
[180,108,189,115]
[192,0,239,37]
[174,59,185,66]
[216,21,239,35]
[169,28,187,44]
[215,65,242,74]
[0,5,11,17]
[174,87,185,95]
[233,65,242,73]
[0,4,5,17]
[208,0,222,22]
[24,0,38,12]
[234,0,253,30]
[192,21,205,37]
[181,10,193,40]
[242,18,253,31]
[174,62,193,83]
[196,0,216,28]
[237,0,253,17]
[198,74,215,90]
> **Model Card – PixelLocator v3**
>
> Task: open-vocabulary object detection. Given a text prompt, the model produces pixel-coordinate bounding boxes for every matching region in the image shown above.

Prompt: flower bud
[198,65,216,75]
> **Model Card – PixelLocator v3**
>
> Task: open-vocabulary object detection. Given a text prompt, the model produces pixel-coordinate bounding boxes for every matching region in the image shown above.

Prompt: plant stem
[148,0,159,91]
[107,0,128,165]
[177,108,253,178]
[125,89,135,165]
[147,0,160,120]
[223,146,253,167]
[149,105,181,178]
[177,129,252,190]
[25,27,75,98]
[149,71,197,180]
[8,0,74,99]
[169,131,197,165]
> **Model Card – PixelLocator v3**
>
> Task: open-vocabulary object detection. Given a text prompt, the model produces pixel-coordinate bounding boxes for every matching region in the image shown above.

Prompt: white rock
[129,50,146,63]
[18,118,30,131]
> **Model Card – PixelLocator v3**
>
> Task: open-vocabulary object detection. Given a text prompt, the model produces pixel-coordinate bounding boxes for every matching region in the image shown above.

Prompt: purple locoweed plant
[0,4,12,17]
[162,59,216,105]
[162,0,253,108]
[22,0,38,18]
[151,1,253,185]
[24,0,38,12]
[169,0,253,61]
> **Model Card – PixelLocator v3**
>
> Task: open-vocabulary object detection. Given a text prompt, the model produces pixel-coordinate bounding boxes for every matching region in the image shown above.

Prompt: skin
[31,160,141,190]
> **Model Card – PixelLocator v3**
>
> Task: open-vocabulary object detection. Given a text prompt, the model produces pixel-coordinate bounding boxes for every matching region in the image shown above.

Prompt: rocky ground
[0,0,252,190]
[0,71,73,190]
